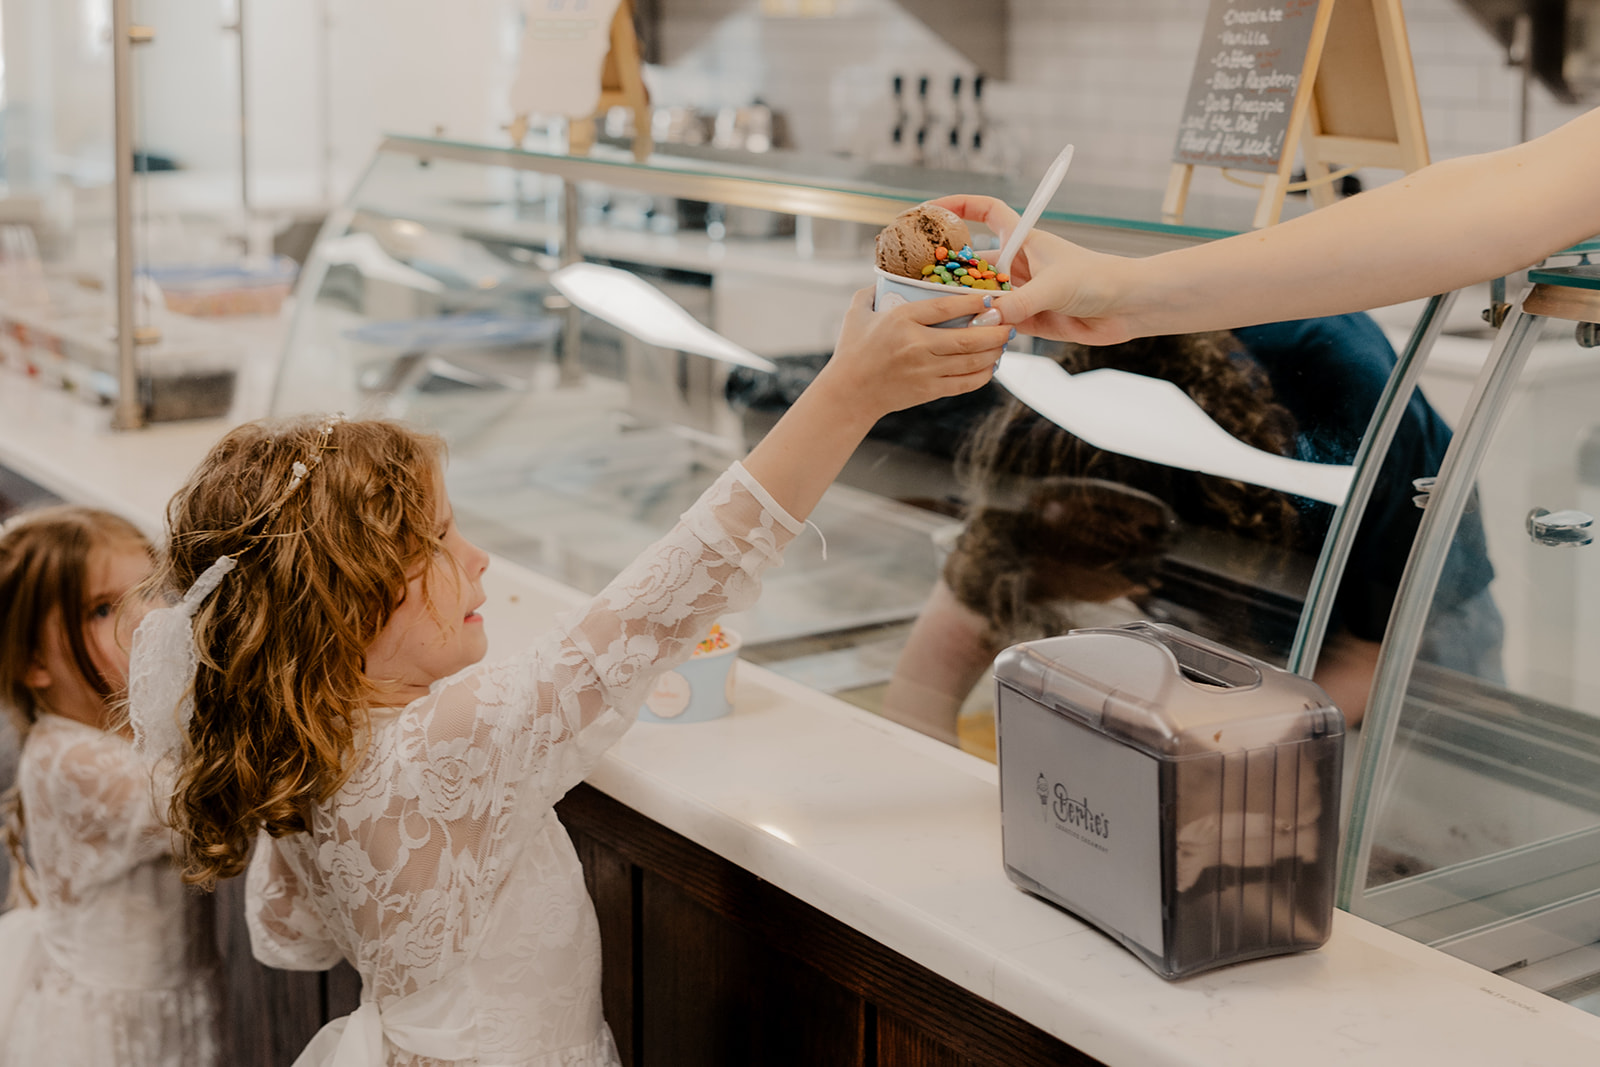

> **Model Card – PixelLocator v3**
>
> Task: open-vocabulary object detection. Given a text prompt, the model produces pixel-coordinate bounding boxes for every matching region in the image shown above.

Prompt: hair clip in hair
[271,412,345,513]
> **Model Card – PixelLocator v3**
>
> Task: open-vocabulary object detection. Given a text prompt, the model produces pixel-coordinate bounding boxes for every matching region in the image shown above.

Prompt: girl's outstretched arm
[417,288,1006,802]
[938,106,1600,344]
[741,287,1008,521]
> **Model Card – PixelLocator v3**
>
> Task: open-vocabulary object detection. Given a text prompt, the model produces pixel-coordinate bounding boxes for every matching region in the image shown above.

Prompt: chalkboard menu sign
[1171,0,1322,173]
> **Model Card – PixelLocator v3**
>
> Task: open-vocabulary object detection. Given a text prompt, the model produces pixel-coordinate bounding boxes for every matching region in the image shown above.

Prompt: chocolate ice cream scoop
[875,204,973,279]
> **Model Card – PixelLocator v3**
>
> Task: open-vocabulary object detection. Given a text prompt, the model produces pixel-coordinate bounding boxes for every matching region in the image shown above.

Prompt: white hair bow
[127,555,237,764]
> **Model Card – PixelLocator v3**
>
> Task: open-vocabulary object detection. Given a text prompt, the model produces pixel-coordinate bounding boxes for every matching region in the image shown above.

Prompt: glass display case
[0,0,277,427]
[1342,265,1600,1017]
[269,134,1447,757]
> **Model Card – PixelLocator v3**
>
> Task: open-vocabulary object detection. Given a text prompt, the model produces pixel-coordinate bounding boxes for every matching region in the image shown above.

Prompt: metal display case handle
[1412,476,1480,513]
[1526,507,1595,547]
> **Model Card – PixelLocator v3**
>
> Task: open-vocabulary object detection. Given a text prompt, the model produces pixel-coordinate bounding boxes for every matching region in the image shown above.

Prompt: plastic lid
[995,622,1342,758]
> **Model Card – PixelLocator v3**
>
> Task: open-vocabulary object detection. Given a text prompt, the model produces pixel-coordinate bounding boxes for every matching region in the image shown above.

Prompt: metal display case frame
[1341,265,1600,1012]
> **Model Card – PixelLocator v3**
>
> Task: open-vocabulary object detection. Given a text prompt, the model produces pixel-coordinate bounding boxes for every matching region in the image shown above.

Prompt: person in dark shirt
[1233,314,1498,667]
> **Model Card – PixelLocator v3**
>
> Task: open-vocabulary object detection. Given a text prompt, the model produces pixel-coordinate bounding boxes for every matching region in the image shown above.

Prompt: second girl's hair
[154,416,445,888]
[0,505,153,733]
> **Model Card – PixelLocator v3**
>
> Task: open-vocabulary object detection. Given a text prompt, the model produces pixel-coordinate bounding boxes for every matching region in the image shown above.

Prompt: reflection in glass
[881,317,1491,757]
[993,355,1353,505]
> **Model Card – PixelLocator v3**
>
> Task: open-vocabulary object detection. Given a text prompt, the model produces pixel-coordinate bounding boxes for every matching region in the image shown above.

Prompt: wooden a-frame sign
[1164,0,1428,229]
[507,0,653,161]
[569,0,653,161]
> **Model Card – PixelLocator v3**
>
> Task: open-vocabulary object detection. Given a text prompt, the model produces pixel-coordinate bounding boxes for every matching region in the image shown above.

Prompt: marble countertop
[6,373,1600,1066]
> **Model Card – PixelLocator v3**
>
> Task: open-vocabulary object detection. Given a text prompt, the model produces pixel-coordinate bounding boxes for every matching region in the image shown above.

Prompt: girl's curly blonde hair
[152,416,445,888]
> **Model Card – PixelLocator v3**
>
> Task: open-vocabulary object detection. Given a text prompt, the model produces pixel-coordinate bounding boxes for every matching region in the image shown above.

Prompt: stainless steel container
[996,622,1343,979]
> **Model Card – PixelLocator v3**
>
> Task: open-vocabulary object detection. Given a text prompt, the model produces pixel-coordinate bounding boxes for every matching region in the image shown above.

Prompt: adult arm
[939,106,1600,344]
[1312,628,1382,730]
[883,580,1000,747]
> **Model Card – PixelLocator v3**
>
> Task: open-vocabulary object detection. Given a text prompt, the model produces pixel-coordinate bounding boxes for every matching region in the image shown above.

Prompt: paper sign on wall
[509,0,626,120]
[1171,1,1322,173]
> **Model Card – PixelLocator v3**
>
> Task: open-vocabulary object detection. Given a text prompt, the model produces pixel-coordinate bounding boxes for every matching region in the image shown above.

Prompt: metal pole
[1514,12,1533,144]
[559,179,584,386]
[110,0,144,431]
[237,0,250,214]
[319,0,334,205]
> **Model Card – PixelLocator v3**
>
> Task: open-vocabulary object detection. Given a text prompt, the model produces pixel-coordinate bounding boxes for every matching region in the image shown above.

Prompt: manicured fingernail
[1008,328,1017,343]
[972,308,1002,327]
[982,295,994,308]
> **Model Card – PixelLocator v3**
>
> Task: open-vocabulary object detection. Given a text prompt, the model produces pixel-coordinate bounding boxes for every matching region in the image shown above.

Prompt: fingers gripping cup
[640,625,741,724]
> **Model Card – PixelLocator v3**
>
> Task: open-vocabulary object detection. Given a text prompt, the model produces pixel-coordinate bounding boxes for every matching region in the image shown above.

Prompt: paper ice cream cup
[639,629,741,724]
[872,249,1011,327]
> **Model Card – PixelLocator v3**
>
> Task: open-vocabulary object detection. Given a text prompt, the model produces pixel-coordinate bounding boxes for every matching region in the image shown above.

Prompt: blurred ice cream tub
[640,625,741,724]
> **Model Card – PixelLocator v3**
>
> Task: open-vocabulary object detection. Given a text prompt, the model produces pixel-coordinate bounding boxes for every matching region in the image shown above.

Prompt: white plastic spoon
[995,143,1075,277]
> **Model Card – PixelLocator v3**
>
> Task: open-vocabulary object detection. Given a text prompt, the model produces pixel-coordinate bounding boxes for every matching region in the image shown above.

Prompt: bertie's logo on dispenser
[1037,772,1111,850]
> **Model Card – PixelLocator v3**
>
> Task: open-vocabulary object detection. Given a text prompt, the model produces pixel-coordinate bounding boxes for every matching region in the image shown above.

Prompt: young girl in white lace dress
[0,506,220,1067]
[131,286,1007,1066]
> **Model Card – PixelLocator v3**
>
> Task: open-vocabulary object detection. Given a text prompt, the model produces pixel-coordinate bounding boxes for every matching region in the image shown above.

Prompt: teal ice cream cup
[639,628,741,724]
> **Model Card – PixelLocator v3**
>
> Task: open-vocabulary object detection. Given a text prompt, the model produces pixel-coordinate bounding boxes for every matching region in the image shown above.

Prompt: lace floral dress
[0,715,221,1067]
[247,463,802,1066]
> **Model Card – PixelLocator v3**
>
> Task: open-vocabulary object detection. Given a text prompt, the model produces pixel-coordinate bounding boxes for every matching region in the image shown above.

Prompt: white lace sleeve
[21,723,174,896]
[246,830,346,971]
[422,461,801,809]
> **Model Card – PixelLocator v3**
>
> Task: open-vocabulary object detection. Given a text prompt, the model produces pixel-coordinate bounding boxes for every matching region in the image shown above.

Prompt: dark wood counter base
[558,782,1101,1067]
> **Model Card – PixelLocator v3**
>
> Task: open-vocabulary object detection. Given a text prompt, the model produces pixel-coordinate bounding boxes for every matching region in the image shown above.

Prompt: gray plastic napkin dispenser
[996,622,1343,979]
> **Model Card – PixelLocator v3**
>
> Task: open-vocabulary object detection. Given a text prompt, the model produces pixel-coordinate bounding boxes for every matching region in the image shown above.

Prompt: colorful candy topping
[694,624,733,656]
[919,245,1012,290]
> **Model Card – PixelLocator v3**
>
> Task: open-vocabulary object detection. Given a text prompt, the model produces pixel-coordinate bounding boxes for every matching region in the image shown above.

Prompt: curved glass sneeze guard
[1344,267,1600,1017]
[270,136,1422,760]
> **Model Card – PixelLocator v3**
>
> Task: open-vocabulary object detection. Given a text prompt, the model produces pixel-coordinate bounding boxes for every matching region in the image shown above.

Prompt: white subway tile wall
[643,0,1592,200]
